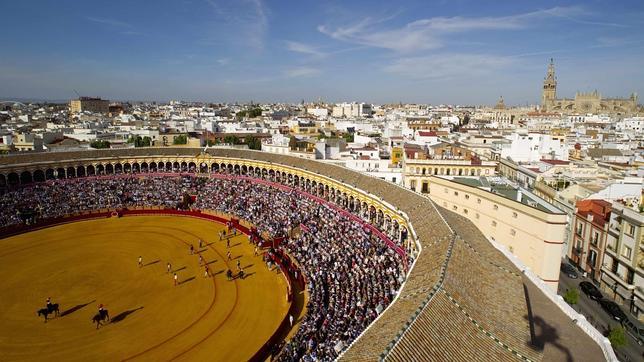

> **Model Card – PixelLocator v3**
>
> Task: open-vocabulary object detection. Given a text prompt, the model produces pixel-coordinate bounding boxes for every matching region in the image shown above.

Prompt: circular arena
[0,148,612,361]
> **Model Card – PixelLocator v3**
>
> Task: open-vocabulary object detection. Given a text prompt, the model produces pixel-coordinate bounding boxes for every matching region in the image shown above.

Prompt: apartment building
[602,201,644,320]
[570,200,611,283]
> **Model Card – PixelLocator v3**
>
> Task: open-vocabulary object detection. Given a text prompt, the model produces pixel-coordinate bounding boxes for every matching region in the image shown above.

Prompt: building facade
[570,200,611,283]
[70,97,110,114]
[427,176,567,291]
[602,201,644,321]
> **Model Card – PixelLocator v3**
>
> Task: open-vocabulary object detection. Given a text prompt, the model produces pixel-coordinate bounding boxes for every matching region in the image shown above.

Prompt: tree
[288,136,298,150]
[90,140,111,149]
[206,139,217,146]
[461,114,470,126]
[223,135,240,145]
[563,288,578,306]
[342,133,354,143]
[607,326,627,348]
[173,134,188,145]
[236,107,263,119]
[246,135,262,150]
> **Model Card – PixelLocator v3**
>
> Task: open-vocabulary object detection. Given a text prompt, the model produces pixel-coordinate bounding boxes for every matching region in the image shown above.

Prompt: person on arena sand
[198,239,203,248]
[173,273,178,286]
[204,265,210,278]
[199,254,204,266]
[189,244,194,255]
[226,269,232,280]
[138,256,142,268]
[227,251,231,260]
[167,262,172,274]
[46,297,52,311]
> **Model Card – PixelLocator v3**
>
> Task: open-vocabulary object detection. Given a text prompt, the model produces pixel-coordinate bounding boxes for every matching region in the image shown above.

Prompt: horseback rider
[98,304,105,317]
[46,296,55,313]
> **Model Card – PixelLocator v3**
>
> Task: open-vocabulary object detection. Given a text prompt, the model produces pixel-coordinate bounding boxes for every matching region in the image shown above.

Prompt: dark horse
[37,303,60,322]
[92,309,110,329]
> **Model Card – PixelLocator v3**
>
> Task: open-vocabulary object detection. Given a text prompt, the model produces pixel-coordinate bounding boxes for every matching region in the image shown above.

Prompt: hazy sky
[2,0,643,105]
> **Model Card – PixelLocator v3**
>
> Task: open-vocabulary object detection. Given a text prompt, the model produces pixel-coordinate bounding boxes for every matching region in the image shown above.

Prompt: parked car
[579,281,603,300]
[560,263,578,279]
[622,319,644,346]
[599,299,628,322]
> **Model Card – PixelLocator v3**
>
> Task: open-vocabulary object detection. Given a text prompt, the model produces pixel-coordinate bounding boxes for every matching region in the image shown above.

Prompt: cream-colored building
[427,176,567,291]
[403,143,497,193]
[70,97,109,114]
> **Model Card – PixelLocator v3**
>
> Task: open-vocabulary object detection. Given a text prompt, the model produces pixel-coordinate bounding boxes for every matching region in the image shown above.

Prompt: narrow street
[558,270,643,362]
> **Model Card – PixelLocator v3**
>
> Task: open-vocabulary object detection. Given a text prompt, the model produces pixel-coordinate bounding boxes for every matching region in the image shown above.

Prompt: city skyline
[2,0,643,105]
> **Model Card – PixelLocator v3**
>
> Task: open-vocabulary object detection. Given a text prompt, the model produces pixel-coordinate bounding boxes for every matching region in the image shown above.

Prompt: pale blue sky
[1,0,643,105]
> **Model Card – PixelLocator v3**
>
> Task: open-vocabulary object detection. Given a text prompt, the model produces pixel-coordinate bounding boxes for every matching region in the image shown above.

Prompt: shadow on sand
[61,300,96,317]
[179,276,196,285]
[111,306,144,324]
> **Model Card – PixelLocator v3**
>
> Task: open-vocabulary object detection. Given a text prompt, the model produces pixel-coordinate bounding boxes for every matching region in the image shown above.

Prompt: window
[592,231,599,246]
[452,205,458,211]
[493,204,499,210]
[512,212,518,218]
[610,256,618,273]
[477,198,481,204]
[576,223,583,237]
[492,221,497,227]
[510,229,516,236]
[622,246,632,260]
[475,213,480,219]
[463,209,468,215]
[626,223,635,236]
[465,194,470,200]
[454,191,459,196]
[587,250,597,268]
[626,268,635,284]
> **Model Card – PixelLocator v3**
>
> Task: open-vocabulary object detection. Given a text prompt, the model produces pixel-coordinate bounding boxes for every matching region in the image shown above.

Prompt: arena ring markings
[0,215,291,361]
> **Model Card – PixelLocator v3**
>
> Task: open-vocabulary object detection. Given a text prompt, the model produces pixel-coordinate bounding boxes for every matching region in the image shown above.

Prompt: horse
[37,308,51,322]
[92,309,110,329]
[37,303,60,322]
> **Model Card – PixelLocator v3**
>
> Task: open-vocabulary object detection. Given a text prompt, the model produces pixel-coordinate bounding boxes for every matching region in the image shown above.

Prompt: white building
[332,103,372,118]
[492,133,569,162]
[306,107,329,119]
[262,133,290,155]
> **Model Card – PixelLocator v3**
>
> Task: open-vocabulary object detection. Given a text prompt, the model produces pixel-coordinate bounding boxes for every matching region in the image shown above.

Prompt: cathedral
[541,59,639,114]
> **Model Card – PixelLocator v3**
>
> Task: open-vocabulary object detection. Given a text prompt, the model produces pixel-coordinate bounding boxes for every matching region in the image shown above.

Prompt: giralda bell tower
[541,58,557,110]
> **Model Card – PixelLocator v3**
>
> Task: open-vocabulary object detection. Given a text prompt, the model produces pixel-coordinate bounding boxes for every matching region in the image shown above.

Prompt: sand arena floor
[0,215,291,361]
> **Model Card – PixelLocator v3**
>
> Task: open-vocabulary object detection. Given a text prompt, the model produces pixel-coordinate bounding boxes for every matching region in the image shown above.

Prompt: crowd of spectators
[1,174,406,360]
